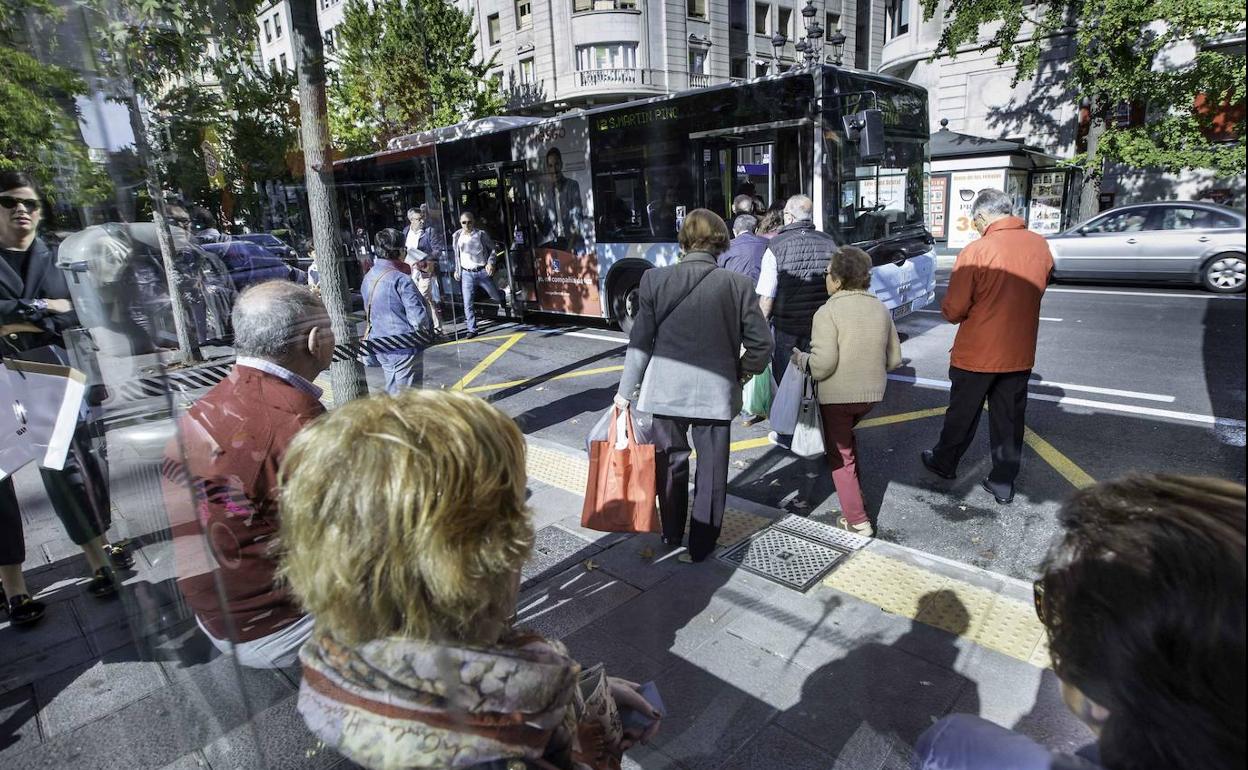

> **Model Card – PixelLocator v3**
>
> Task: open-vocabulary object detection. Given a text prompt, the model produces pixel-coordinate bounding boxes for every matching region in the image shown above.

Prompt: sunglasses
[0,196,40,212]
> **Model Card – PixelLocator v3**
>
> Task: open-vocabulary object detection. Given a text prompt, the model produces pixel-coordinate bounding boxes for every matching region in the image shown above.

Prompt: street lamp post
[770,32,788,74]
[792,0,846,67]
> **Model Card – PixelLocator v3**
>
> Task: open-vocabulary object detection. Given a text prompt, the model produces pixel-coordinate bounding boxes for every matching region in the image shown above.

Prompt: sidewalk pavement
[0,430,1093,770]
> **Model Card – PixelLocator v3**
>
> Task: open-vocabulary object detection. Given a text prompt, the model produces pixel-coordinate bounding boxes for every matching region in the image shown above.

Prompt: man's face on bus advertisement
[545,150,563,182]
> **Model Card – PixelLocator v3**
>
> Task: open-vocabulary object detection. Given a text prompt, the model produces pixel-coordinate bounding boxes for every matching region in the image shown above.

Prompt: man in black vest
[755,194,838,381]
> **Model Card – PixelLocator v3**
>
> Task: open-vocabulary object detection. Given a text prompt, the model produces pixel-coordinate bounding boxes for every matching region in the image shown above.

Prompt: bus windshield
[824,79,930,248]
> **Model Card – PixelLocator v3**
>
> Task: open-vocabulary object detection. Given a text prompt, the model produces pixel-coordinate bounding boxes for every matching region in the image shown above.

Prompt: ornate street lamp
[827,27,847,65]
[770,32,788,74]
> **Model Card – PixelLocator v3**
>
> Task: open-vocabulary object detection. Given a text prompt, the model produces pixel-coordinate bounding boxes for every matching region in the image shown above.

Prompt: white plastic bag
[790,375,825,459]
[768,361,804,436]
[586,404,653,453]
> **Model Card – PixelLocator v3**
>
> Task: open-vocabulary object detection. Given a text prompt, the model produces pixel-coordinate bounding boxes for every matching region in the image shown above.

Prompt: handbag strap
[656,263,716,329]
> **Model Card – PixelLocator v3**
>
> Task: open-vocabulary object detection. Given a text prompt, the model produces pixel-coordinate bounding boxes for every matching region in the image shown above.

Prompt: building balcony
[575,67,658,88]
[690,73,712,89]
[503,80,548,111]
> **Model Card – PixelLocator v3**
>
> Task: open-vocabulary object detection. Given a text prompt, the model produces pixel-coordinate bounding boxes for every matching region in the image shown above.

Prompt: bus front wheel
[609,268,645,335]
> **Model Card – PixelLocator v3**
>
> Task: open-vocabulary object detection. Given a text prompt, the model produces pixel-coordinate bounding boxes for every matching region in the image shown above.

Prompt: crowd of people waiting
[3,166,1244,770]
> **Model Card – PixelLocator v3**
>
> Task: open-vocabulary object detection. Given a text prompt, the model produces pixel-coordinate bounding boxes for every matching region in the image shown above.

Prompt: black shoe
[105,543,135,570]
[466,330,479,339]
[86,567,119,598]
[980,478,1014,505]
[661,535,680,548]
[4,593,47,626]
[920,450,956,480]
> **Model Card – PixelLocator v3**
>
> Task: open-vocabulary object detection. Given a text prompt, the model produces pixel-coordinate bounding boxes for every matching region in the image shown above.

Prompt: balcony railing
[576,68,656,88]
[689,73,711,89]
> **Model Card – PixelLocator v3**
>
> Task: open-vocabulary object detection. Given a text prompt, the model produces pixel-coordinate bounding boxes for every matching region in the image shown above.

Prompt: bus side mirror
[843,109,885,163]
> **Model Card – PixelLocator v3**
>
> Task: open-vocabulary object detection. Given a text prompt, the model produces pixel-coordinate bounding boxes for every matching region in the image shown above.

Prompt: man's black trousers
[929,367,1030,495]
[651,416,731,562]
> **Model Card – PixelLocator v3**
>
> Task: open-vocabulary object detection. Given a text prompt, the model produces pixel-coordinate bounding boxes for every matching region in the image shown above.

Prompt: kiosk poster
[947,169,1007,249]
[1028,171,1067,235]
[514,118,602,316]
[926,175,949,240]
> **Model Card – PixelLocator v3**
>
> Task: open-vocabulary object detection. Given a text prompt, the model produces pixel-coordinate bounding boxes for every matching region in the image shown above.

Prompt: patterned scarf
[298,630,616,770]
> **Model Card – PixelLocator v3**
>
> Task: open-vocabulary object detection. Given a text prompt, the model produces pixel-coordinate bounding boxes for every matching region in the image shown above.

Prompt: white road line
[559,331,629,344]
[882,375,1244,428]
[888,372,1175,403]
[914,309,1063,322]
[934,282,1243,300]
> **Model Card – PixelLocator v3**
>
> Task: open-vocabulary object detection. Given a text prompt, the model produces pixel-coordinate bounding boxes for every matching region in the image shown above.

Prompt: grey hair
[406,207,422,218]
[733,214,758,234]
[971,189,1014,220]
[784,194,814,222]
[232,281,326,363]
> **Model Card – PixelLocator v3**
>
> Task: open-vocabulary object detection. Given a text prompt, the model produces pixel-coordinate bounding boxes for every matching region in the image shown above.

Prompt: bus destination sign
[595,106,681,133]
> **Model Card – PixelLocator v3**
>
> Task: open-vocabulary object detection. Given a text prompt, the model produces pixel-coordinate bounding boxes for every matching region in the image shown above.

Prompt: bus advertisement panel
[513,117,602,316]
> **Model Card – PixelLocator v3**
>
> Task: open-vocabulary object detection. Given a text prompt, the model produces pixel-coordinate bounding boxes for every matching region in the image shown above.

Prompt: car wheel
[609,267,646,335]
[1202,253,1247,293]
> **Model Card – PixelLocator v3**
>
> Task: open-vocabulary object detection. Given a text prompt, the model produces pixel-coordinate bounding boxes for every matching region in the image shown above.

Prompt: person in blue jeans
[450,210,504,338]
[914,474,1245,770]
[362,229,432,394]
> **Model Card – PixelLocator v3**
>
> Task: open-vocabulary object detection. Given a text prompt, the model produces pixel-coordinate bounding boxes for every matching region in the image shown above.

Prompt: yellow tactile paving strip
[527,443,591,495]
[717,509,772,547]
[823,549,1050,668]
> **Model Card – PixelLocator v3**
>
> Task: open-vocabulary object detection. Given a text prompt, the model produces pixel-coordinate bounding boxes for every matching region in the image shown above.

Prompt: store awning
[929,120,1054,161]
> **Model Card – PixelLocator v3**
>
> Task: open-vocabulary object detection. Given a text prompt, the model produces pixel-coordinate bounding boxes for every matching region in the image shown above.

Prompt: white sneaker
[836,515,875,538]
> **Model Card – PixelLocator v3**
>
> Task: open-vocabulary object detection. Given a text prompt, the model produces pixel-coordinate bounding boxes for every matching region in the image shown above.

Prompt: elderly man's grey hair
[784,194,814,222]
[733,214,759,234]
[971,189,1014,221]
[406,207,422,218]
[232,281,327,363]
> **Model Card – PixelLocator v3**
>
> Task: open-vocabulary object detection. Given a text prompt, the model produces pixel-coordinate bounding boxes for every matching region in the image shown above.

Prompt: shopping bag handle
[606,404,636,448]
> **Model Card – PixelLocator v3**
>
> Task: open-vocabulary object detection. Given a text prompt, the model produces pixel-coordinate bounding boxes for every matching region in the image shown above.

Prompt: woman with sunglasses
[0,170,133,627]
[914,474,1245,770]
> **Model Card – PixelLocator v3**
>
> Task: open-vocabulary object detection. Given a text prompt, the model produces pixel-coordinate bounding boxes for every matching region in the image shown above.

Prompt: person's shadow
[776,589,981,766]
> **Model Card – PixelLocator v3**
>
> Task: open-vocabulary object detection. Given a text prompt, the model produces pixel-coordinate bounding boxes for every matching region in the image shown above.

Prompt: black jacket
[769,222,837,338]
[0,236,77,353]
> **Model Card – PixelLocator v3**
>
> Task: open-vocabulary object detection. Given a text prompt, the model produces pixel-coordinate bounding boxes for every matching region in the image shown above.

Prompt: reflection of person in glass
[540,147,585,255]
[1,171,132,627]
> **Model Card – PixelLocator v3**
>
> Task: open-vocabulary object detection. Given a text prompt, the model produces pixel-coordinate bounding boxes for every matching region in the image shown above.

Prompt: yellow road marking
[727,406,948,453]
[463,365,626,394]
[435,333,517,347]
[1024,427,1096,488]
[451,332,526,391]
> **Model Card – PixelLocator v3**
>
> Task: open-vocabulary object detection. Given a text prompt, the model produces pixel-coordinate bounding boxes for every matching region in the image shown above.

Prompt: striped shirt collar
[235,356,324,400]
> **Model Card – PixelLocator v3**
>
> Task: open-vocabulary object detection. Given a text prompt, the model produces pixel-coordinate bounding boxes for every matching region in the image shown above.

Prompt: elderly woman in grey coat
[615,209,772,562]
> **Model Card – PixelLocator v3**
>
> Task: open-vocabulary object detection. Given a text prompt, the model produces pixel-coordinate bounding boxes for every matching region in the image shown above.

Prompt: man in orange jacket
[921,189,1054,504]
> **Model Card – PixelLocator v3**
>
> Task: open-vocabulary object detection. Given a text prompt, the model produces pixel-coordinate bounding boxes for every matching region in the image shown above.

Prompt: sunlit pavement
[1,276,1241,768]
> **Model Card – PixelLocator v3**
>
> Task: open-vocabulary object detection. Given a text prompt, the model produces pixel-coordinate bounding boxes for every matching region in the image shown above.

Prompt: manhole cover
[773,514,870,551]
[719,529,848,591]
[521,526,601,589]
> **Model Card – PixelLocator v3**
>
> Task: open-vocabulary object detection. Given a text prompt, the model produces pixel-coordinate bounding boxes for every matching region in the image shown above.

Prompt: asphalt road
[417,274,1246,580]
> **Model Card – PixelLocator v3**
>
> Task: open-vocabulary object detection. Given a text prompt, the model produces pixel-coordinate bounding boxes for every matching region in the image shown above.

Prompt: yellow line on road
[451,333,526,391]
[1024,427,1096,489]
[727,406,949,453]
[436,333,517,347]
[463,365,625,394]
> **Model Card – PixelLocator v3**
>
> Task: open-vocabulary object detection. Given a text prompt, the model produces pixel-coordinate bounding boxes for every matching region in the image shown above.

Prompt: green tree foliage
[330,0,503,155]
[0,0,110,204]
[920,0,1246,176]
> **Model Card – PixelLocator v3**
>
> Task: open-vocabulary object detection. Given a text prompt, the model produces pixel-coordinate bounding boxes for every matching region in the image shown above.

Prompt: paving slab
[561,622,674,686]
[0,611,90,694]
[717,724,836,770]
[515,563,642,640]
[0,685,40,755]
[521,525,603,591]
[200,696,341,770]
[35,644,169,738]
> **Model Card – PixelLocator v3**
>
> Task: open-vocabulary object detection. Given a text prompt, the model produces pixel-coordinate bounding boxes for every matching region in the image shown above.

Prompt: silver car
[1047,202,1246,293]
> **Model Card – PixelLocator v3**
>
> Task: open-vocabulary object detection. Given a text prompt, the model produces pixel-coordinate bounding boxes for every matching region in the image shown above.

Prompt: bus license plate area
[891,300,914,320]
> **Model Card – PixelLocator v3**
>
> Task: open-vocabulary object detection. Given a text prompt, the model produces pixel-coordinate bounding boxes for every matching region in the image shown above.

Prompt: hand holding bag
[768,360,805,435]
[742,363,775,417]
[581,406,660,533]
[790,374,826,459]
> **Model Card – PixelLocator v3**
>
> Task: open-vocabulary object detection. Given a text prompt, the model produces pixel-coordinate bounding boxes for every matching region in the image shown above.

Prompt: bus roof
[336,116,544,166]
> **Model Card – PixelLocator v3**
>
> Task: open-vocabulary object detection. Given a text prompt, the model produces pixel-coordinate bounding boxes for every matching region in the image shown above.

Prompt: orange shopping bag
[581,406,660,533]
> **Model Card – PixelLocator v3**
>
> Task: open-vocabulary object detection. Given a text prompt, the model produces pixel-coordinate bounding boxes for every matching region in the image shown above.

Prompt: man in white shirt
[451,210,505,338]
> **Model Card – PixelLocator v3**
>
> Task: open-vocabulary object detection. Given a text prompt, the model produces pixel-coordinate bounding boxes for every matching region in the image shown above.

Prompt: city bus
[333,64,936,331]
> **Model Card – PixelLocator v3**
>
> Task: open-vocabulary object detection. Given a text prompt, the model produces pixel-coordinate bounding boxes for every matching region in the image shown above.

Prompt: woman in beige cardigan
[791,246,902,537]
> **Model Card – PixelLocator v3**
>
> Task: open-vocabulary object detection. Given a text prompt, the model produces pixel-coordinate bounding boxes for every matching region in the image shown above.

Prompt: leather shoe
[980,478,1014,505]
[920,450,956,480]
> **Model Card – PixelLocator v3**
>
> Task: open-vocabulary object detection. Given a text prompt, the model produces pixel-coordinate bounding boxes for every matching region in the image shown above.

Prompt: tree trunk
[290,0,367,404]
[126,92,202,365]
[1077,96,1107,222]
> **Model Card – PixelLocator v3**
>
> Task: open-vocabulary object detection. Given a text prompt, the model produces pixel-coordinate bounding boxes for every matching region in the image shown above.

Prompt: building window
[273,12,282,39]
[516,0,532,28]
[854,0,870,68]
[268,58,277,73]
[279,52,288,71]
[826,11,840,33]
[519,57,535,82]
[263,18,272,43]
[575,0,636,10]
[575,42,637,71]
[778,6,792,37]
[754,3,770,34]
[886,0,909,39]
[730,58,748,79]
[487,13,501,45]
[687,0,706,18]
[754,61,770,78]
[324,28,334,51]
[689,49,707,75]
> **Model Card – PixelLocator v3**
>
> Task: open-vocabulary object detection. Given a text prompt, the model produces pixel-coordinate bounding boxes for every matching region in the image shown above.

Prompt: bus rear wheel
[609,268,646,335]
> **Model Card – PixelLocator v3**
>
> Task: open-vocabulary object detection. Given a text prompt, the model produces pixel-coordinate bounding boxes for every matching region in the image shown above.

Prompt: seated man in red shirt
[162,281,334,668]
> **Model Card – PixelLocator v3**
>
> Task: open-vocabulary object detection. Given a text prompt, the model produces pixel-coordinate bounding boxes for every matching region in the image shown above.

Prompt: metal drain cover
[719,529,848,591]
[774,514,871,551]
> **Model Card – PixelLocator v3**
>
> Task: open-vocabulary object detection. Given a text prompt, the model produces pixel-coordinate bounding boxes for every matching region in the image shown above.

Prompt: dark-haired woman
[791,246,901,538]
[0,171,131,626]
[615,209,771,562]
[915,474,1246,770]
